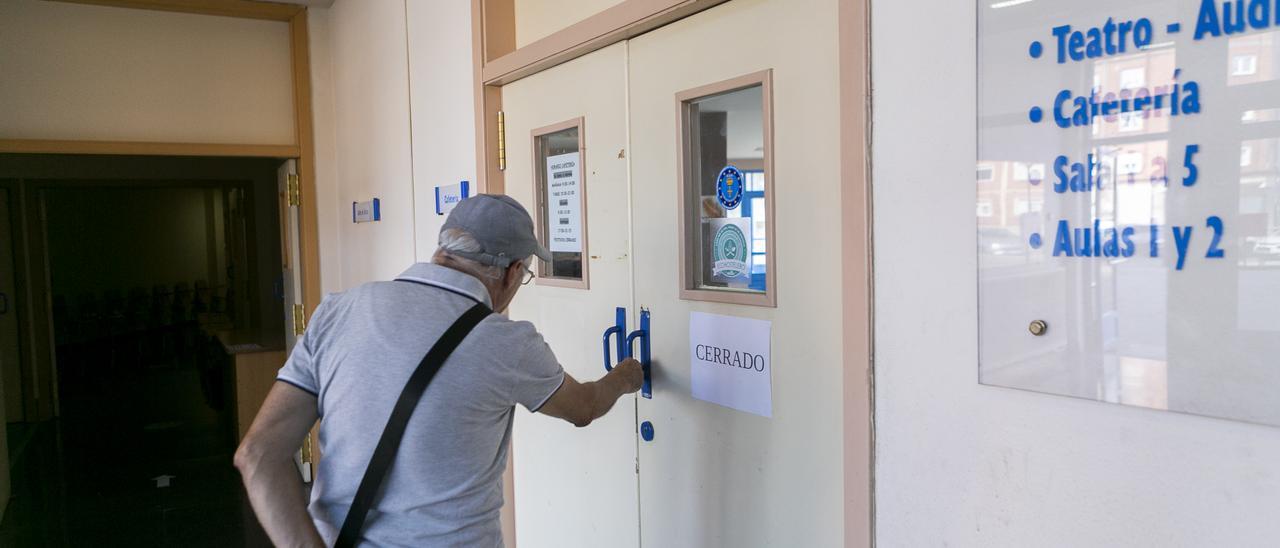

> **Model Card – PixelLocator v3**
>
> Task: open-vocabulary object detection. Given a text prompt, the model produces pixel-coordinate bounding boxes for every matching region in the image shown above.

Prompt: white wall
[307,0,477,292]
[871,1,1280,546]
[0,0,294,145]
[406,0,476,261]
[308,7,343,296]
[311,0,417,290]
[514,0,626,48]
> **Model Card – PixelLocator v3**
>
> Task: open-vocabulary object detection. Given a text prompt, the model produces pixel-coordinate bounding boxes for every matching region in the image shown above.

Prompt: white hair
[436,228,515,280]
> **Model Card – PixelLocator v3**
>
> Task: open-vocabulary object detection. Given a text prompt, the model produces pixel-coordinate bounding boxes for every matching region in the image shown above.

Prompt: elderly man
[235,194,643,547]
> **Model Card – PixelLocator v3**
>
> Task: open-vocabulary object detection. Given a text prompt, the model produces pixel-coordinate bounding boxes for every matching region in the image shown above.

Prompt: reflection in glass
[978,2,1280,426]
[535,126,584,280]
[686,85,768,293]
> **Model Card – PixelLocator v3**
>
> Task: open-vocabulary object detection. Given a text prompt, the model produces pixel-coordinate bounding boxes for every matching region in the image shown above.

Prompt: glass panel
[978,2,1280,426]
[535,126,584,280]
[685,85,767,294]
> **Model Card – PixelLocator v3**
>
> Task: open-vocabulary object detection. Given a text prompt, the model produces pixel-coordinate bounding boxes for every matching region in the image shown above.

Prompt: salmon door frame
[473,0,874,546]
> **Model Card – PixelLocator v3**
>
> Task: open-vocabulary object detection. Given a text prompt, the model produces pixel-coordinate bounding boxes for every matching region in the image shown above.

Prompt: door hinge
[287,173,301,206]
[497,110,507,171]
[292,303,307,336]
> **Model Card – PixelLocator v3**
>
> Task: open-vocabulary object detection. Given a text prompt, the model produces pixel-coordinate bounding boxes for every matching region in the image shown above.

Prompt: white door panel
[626,1,845,546]
[503,42,639,548]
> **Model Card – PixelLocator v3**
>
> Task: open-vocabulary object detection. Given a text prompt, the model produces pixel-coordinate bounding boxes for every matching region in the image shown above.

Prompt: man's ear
[505,261,524,286]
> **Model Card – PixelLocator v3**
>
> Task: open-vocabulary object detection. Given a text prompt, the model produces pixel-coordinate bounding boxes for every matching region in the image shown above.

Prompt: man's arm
[538,358,644,427]
[234,382,325,548]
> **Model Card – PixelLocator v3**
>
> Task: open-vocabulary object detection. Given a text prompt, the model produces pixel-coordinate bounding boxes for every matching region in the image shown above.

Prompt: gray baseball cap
[440,194,552,267]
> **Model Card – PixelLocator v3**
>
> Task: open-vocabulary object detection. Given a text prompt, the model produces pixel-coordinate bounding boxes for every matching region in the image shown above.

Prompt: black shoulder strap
[335,302,492,548]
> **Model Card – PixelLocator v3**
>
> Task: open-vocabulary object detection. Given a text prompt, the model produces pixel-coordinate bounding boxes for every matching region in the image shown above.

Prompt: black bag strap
[335,302,492,548]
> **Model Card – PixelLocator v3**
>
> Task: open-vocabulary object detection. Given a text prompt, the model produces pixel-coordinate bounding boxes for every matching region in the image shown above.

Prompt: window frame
[675,69,776,307]
[531,117,590,289]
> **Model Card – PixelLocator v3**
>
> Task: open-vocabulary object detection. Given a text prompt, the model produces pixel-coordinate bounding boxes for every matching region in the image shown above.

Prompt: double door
[503,1,845,546]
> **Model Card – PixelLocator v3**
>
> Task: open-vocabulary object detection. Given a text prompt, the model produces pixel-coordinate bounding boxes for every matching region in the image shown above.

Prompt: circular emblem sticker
[716,165,744,210]
[712,222,750,279]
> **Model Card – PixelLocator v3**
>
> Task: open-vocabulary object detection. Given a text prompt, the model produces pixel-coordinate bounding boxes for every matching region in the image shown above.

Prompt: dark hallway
[0,155,289,547]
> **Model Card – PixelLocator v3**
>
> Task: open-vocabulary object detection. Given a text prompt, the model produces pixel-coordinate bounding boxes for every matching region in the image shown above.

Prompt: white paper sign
[689,311,772,417]
[545,152,582,252]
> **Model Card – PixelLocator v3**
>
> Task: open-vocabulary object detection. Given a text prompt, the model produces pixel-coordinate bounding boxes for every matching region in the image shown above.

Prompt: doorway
[500,0,855,545]
[0,154,288,546]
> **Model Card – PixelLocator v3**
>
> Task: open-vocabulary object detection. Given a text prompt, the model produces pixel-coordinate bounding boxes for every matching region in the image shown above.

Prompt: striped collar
[394,263,493,308]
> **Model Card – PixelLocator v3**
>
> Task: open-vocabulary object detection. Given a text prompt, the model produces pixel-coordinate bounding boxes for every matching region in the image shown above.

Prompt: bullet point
[1029,41,1043,58]
[1029,107,1043,123]
[1029,233,1043,249]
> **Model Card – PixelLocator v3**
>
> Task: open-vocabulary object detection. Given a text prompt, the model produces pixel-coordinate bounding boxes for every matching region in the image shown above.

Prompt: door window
[532,118,589,288]
[677,71,775,306]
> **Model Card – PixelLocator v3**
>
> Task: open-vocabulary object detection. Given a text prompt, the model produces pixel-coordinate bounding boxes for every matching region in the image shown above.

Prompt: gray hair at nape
[435,227,527,280]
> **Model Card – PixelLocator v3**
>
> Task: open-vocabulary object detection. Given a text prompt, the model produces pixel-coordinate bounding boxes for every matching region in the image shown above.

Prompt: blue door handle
[602,307,626,371]
[624,308,652,399]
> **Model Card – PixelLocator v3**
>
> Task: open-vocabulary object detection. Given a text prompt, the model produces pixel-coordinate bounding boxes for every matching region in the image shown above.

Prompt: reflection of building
[1091,48,1176,140]
[1228,30,1280,86]
[1240,137,1280,267]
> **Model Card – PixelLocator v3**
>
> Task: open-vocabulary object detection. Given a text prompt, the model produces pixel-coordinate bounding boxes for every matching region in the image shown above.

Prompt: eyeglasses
[521,264,536,285]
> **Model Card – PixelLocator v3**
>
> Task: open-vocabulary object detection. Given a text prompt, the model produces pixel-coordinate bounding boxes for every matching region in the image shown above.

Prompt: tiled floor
[1,361,272,547]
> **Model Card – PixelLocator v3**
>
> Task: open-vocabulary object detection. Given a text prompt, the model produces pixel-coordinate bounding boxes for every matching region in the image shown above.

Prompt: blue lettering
[1197,0,1223,38]
[1053,25,1073,63]
[1053,90,1074,128]
[1249,0,1271,27]
[1053,156,1070,193]
[1206,216,1225,258]
[1054,17,1156,61]
[1224,0,1248,34]
[1172,226,1193,270]
[1053,220,1074,257]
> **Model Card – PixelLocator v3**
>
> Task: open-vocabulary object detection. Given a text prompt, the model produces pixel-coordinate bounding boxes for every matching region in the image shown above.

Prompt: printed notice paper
[545,152,582,252]
[689,311,772,417]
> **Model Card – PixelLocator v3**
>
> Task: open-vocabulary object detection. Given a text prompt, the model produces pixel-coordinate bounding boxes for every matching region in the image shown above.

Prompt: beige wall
[316,0,418,289]
[0,0,295,145]
[308,0,478,293]
[872,0,1280,545]
[406,0,477,260]
[514,0,626,48]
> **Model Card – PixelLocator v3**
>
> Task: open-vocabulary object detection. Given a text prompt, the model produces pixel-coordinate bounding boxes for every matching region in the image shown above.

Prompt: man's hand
[538,358,645,427]
[611,358,644,394]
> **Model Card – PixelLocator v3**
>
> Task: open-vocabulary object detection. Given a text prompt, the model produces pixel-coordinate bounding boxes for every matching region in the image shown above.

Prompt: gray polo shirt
[277,263,565,547]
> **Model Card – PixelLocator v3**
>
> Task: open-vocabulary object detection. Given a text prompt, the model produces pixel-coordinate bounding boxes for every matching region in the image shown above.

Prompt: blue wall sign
[435,180,471,215]
[352,198,380,223]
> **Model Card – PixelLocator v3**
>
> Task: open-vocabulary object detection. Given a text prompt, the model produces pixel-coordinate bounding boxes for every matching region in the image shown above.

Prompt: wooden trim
[839,0,873,545]
[481,0,730,86]
[531,117,590,290]
[481,0,516,62]
[473,0,489,191]
[286,10,323,481]
[473,1,733,195]
[0,139,299,158]
[473,0,506,193]
[48,0,302,21]
[675,70,776,308]
[289,12,321,320]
